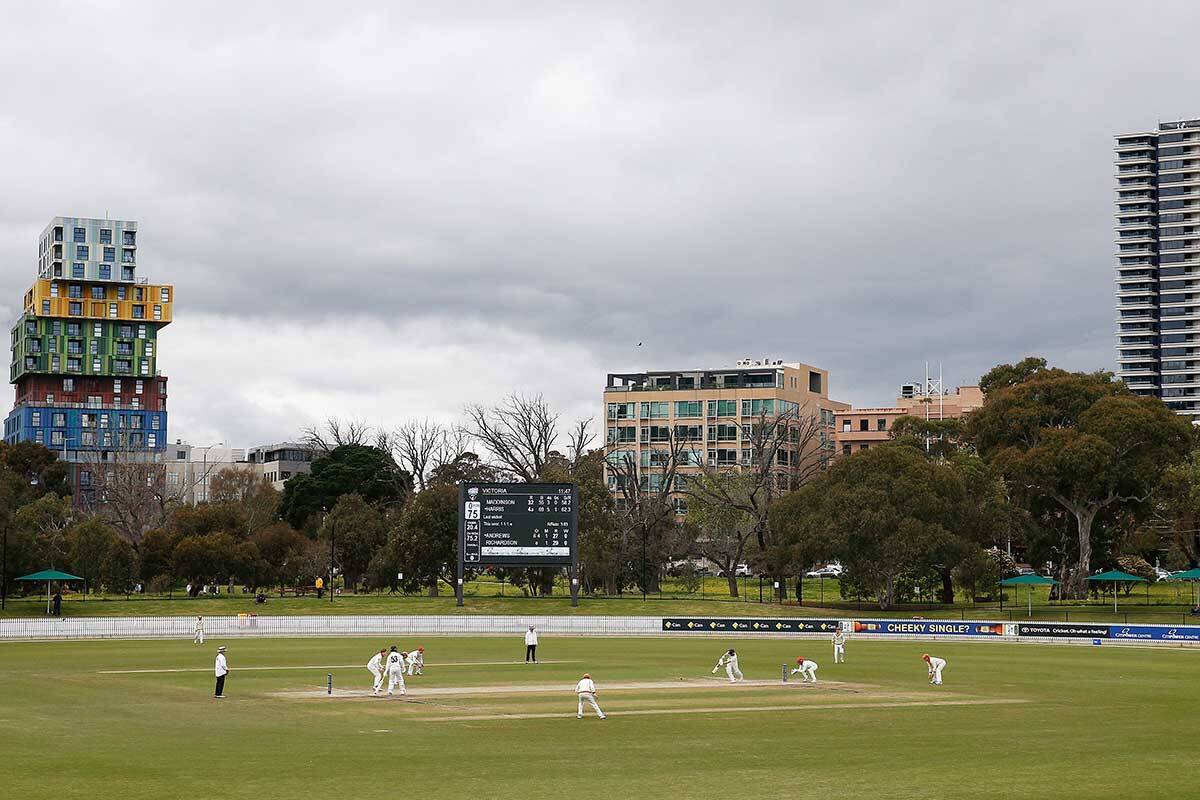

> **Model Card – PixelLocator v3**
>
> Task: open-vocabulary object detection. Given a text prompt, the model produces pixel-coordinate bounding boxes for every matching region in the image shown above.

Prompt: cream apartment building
[603,359,849,511]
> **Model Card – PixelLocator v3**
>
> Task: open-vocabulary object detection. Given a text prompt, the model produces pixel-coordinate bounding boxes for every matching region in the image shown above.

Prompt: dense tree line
[5,363,1200,609]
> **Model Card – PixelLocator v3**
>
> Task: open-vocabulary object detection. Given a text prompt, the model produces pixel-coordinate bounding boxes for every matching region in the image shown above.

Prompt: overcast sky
[1,2,1196,448]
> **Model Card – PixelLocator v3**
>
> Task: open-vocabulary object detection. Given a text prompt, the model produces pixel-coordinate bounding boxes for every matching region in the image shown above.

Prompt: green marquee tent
[1169,568,1200,608]
[16,570,84,615]
[1087,570,1148,612]
[1001,574,1058,616]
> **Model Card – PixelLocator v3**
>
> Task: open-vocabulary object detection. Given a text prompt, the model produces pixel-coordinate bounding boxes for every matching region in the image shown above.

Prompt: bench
[277,586,315,597]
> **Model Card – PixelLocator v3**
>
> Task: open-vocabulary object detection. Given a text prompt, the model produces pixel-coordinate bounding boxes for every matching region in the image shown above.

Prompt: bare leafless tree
[566,418,597,473]
[300,417,373,456]
[78,445,219,546]
[607,431,688,593]
[685,405,831,598]
[390,419,472,491]
[463,394,573,482]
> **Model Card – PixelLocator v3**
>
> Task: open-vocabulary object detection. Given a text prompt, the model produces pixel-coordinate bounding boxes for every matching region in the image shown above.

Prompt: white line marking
[97,660,581,675]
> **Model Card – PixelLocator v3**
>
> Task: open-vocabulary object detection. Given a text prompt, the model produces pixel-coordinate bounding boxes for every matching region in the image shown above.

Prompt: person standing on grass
[832,629,846,663]
[712,649,743,683]
[791,656,819,683]
[386,647,407,696]
[368,648,387,695]
[575,673,606,719]
[315,576,325,599]
[52,592,62,616]
[922,653,946,685]
[525,626,539,663]
[214,646,228,698]
[194,616,205,645]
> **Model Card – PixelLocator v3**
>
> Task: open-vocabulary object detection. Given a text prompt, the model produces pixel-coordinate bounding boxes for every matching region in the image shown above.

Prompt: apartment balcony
[1115,139,1154,151]
[1115,220,1155,231]
[1117,152,1156,163]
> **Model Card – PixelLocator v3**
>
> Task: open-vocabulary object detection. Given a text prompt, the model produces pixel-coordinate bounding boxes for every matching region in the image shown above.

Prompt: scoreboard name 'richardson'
[459,483,578,567]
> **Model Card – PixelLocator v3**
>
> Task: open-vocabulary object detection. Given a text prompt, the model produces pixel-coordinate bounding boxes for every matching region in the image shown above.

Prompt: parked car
[805,563,844,578]
[734,564,753,577]
[1015,566,1036,576]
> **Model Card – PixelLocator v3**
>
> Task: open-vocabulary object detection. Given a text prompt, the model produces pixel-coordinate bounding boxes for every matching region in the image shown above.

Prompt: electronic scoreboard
[456,482,579,605]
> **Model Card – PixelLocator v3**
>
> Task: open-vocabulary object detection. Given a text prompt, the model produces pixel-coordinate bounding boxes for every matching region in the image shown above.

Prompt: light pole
[641,527,647,602]
[193,442,224,504]
[329,512,336,605]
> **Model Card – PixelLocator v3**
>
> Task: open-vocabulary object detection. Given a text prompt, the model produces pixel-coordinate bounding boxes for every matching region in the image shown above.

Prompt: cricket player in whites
[791,656,819,683]
[367,648,387,695]
[193,616,205,645]
[575,673,606,719]
[923,653,946,685]
[406,646,425,676]
[386,647,407,696]
[713,649,744,683]
[832,628,846,663]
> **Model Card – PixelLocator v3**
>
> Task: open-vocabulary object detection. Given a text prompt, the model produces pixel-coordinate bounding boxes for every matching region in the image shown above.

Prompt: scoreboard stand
[457,482,580,608]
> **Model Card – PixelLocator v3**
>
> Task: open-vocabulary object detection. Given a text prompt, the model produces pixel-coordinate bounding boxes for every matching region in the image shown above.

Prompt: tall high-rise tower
[1115,120,1200,418]
[3,216,172,495]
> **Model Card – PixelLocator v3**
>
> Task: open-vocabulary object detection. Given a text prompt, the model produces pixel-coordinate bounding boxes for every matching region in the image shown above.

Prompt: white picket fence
[0,614,664,641]
[3,614,1200,647]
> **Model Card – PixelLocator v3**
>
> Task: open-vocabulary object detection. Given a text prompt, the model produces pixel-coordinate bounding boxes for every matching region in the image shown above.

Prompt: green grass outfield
[2,635,1195,799]
[5,572,1199,624]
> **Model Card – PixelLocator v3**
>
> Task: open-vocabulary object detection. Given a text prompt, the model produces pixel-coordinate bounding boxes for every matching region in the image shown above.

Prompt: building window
[75,245,89,259]
[98,265,111,280]
[68,302,82,316]
[62,378,74,392]
[99,229,112,244]
[90,286,105,299]
[161,287,170,302]
[52,412,66,427]
[121,267,134,280]
[808,371,822,394]
[122,249,135,263]
[877,419,887,431]
[153,305,162,320]
[859,419,868,431]
[71,262,85,277]
[674,401,702,418]
[640,401,669,419]
[842,444,851,455]
[31,411,41,426]
[132,305,145,319]
[73,227,86,242]
[123,230,135,246]
[50,283,60,298]
[860,443,869,451]
[50,431,64,446]
[109,303,118,318]
[103,246,115,262]
[42,300,51,314]
[841,420,851,432]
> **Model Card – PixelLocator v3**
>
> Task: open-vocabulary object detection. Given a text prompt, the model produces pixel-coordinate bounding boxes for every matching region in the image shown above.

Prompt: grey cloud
[1,1,1196,441]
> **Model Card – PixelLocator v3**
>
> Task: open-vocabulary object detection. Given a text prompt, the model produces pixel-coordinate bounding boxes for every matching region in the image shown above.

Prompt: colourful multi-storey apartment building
[4,217,172,493]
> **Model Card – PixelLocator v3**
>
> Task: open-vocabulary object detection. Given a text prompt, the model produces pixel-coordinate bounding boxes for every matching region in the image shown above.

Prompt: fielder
[193,616,205,645]
[386,647,407,696]
[832,629,846,663]
[791,656,819,683]
[713,649,744,683]
[406,646,425,676]
[367,648,387,695]
[923,653,946,685]
[575,673,606,719]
